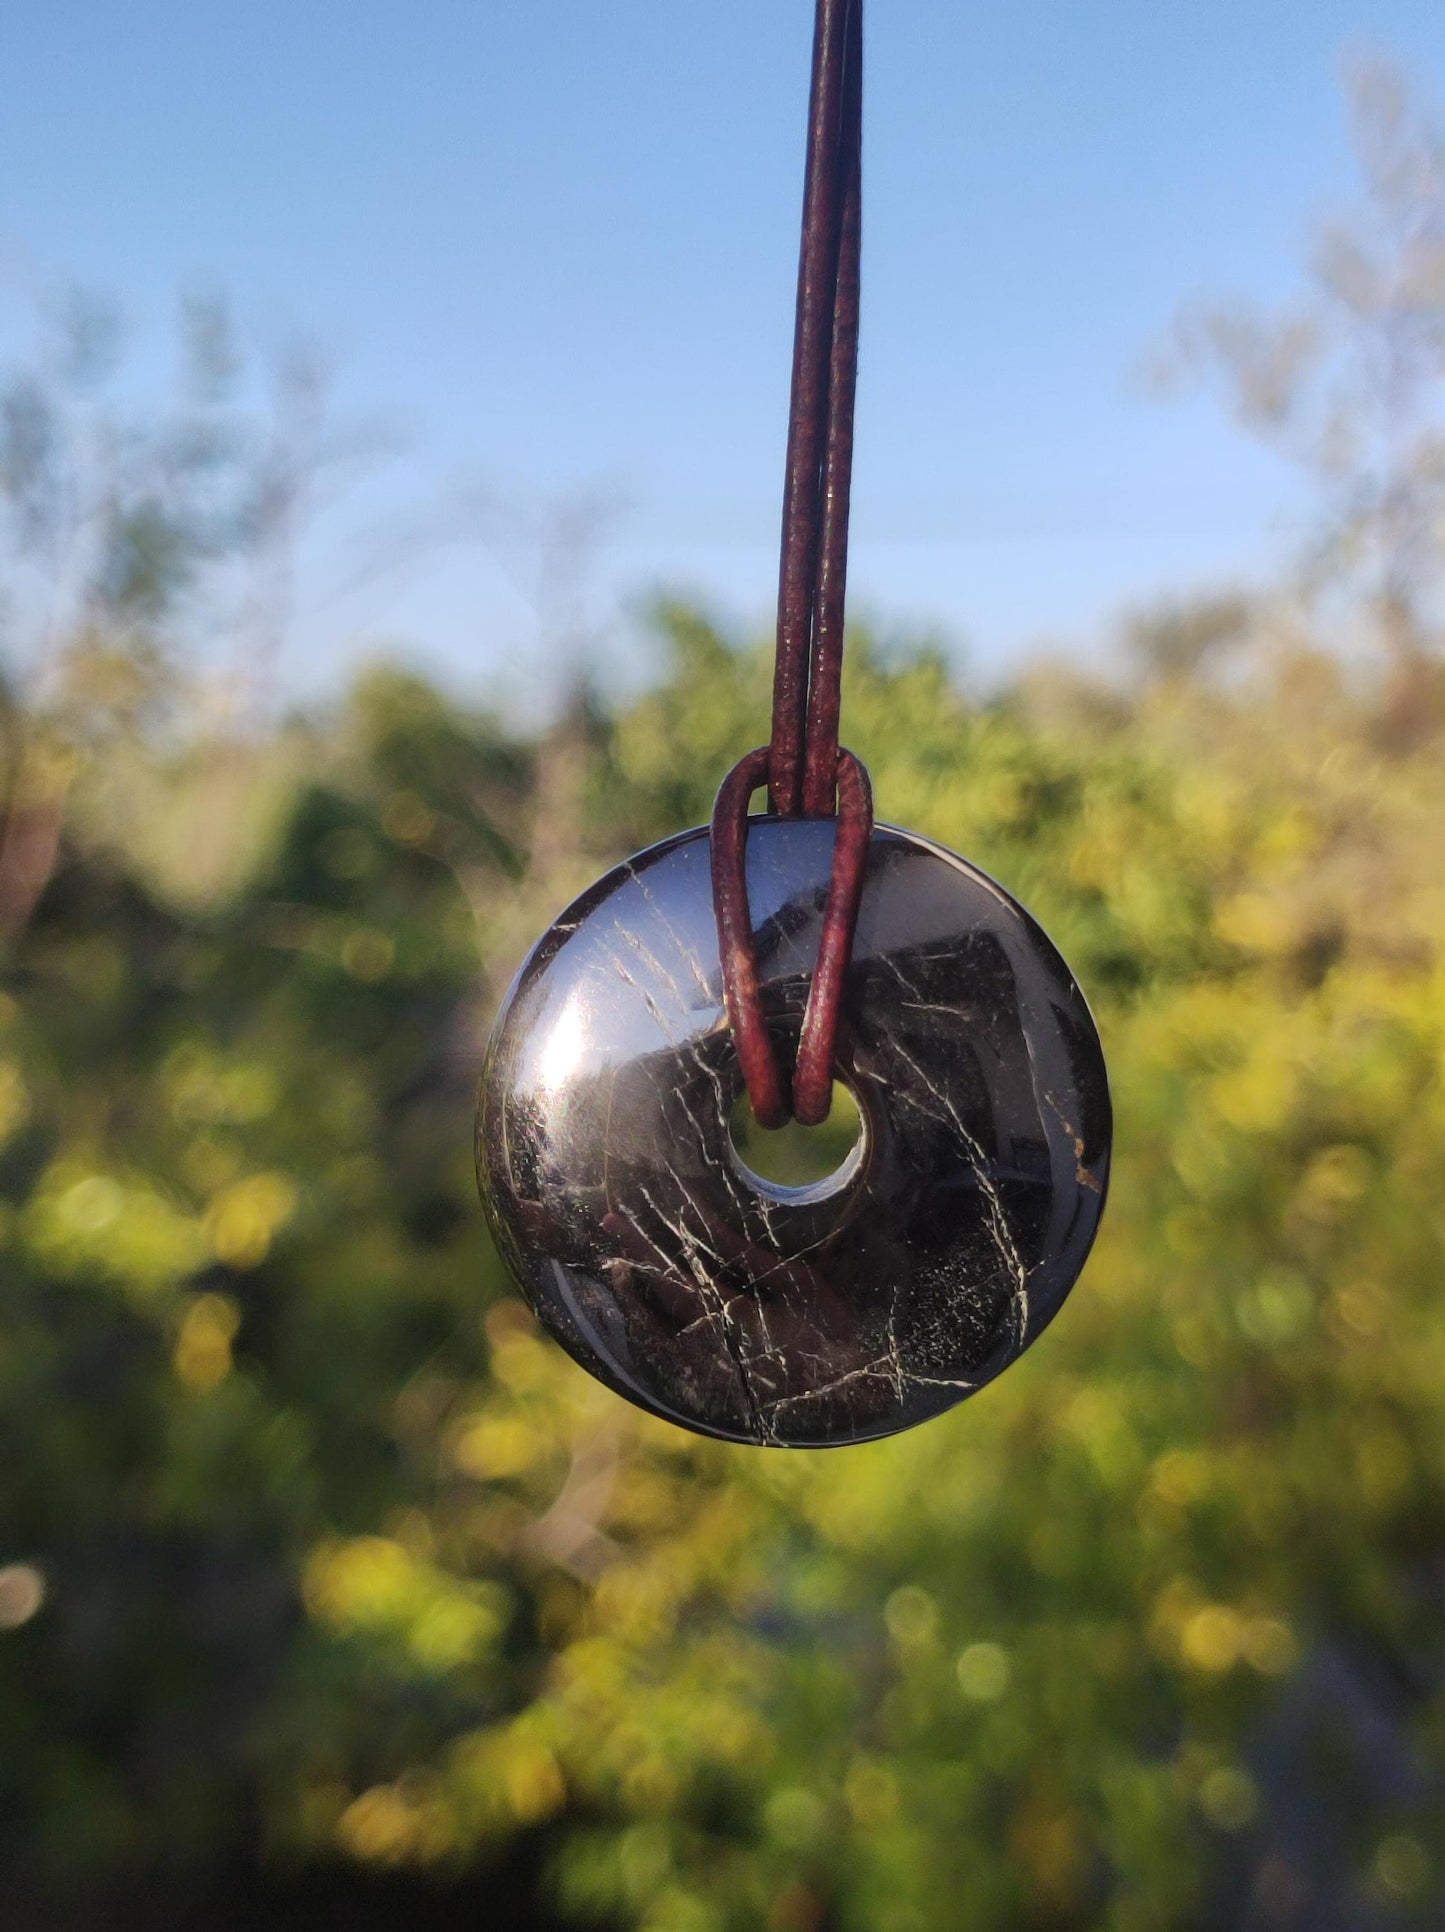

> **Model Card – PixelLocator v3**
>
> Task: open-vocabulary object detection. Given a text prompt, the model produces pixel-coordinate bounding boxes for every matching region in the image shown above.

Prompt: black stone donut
[477,819,1111,1448]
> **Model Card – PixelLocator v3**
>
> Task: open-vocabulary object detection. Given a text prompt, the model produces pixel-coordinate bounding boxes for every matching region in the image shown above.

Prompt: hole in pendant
[729,1080,863,1191]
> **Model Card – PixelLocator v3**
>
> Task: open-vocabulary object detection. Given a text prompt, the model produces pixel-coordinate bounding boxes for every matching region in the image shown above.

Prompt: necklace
[476,0,1111,1447]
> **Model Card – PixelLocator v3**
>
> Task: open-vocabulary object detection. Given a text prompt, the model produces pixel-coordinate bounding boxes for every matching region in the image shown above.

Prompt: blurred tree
[0,290,376,943]
[1157,59,1445,689]
[1123,593,1253,686]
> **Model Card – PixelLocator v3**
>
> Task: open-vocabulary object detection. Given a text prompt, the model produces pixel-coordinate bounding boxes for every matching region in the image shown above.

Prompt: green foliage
[3,604,1445,1929]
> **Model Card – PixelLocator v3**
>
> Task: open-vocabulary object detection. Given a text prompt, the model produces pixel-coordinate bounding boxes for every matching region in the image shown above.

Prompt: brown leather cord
[802,0,862,819]
[710,0,870,1131]
[711,747,873,1129]
[711,748,789,1129]
[769,0,863,819]
[789,747,872,1122]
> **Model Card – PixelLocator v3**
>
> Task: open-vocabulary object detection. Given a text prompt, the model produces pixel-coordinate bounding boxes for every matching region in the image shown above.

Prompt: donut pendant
[476,817,1110,1447]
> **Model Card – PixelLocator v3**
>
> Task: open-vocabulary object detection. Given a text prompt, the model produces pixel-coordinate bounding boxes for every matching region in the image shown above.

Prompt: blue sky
[3,0,1445,705]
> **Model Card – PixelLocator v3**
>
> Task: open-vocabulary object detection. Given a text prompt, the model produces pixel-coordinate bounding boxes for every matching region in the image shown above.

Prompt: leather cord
[711,0,872,1130]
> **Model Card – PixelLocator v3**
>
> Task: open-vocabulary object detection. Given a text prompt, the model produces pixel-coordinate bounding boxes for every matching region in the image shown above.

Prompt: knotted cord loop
[711,746,873,1130]
[712,0,869,1128]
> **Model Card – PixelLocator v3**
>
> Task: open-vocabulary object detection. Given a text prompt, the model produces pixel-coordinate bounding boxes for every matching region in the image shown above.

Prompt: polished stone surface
[477,819,1110,1447]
